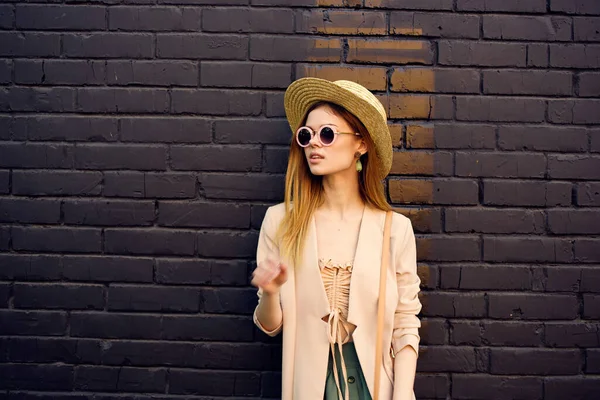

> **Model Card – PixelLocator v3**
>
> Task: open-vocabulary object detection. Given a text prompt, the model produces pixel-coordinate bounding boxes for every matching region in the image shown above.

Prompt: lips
[309,153,324,160]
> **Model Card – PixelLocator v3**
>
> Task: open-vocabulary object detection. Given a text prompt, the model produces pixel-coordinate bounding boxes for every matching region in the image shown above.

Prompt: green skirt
[324,342,372,400]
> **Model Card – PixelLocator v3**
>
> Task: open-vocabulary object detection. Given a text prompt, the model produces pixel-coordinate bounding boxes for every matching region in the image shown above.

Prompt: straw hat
[284,77,392,179]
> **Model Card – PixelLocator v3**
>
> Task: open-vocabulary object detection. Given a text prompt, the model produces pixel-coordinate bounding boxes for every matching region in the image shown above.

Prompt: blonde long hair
[277,102,391,265]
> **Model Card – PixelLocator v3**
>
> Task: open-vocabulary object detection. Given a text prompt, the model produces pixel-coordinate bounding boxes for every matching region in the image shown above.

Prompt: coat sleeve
[392,217,422,356]
[252,206,283,336]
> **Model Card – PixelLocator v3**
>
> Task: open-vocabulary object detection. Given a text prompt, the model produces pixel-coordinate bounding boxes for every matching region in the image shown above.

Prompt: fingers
[251,258,282,288]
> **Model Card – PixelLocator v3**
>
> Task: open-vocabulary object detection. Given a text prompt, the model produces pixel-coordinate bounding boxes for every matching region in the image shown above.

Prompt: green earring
[355,153,363,172]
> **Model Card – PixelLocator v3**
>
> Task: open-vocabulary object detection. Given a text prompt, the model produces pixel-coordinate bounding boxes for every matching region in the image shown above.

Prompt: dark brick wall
[0,0,599,399]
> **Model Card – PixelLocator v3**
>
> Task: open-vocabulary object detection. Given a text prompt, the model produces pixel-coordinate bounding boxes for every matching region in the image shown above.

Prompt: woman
[251,78,422,400]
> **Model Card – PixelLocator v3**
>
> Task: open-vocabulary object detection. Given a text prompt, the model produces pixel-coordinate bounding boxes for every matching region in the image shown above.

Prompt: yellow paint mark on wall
[391,68,435,92]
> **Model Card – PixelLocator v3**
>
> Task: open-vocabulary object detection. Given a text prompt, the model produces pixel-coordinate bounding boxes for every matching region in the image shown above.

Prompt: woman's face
[301,105,366,177]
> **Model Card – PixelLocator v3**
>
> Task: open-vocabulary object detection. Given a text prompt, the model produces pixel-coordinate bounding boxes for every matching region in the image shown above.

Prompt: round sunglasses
[295,125,361,147]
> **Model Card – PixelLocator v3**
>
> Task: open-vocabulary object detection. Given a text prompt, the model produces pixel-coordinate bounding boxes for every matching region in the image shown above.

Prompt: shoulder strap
[374,210,393,400]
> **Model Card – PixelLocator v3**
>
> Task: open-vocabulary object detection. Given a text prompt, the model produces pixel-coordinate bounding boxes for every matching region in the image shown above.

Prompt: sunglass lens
[297,128,312,146]
[320,127,335,145]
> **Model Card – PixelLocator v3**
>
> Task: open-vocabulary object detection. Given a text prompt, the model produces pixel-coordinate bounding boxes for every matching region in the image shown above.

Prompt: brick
[201,287,256,314]
[74,366,166,393]
[388,95,453,119]
[104,172,197,199]
[482,321,544,347]
[446,209,545,234]
[0,283,8,308]
[491,348,580,375]
[395,207,443,233]
[266,93,285,117]
[63,256,153,283]
[418,236,481,262]
[77,88,169,113]
[391,12,479,39]
[251,36,340,62]
[120,117,211,143]
[0,32,60,57]
[165,315,253,341]
[549,210,600,234]
[388,124,404,147]
[548,155,600,179]
[4,337,94,365]
[540,266,583,292]
[108,285,199,312]
[12,171,102,196]
[579,72,600,97]
[420,319,447,345]
[485,237,572,263]
[456,152,546,178]
[584,294,600,318]
[484,70,572,96]
[418,265,439,289]
[488,293,578,320]
[64,33,154,58]
[43,60,106,85]
[484,180,571,207]
[0,60,11,84]
[63,199,154,227]
[577,182,600,206]
[107,60,198,86]
[162,0,246,3]
[0,5,13,28]
[456,97,545,122]
[157,34,248,59]
[391,68,479,94]
[201,62,292,89]
[204,7,293,33]
[0,198,60,224]
[170,145,261,171]
[0,254,62,281]
[13,283,104,310]
[13,116,118,142]
[589,349,600,373]
[199,173,285,201]
[198,231,258,258]
[365,0,453,9]
[421,292,485,318]
[105,229,196,256]
[389,178,479,205]
[12,226,102,253]
[576,239,600,263]
[171,89,262,116]
[593,131,600,152]
[432,123,496,149]
[264,146,289,173]
[5,87,76,112]
[582,268,600,292]
[575,17,600,41]
[297,9,386,35]
[551,99,600,124]
[453,375,543,400]
[16,5,105,30]
[0,171,8,195]
[442,266,531,291]
[0,310,67,336]
[159,201,250,229]
[297,64,387,91]
[439,41,526,67]
[546,377,600,400]
[389,151,453,176]
[0,364,73,391]
[546,322,600,347]
[417,347,478,373]
[457,0,546,12]
[0,143,74,169]
[550,44,600,68]
[347,38,433,64]
[551,0,600,15]
[74,144,166,171]
[527,43,549,67]
[156,259,248,286]
[98,340,194,367]
[76,313,158,339]
[499,126,589,152]
[484,15,572,41]
[169,370,260,396]
[109,6,201,31]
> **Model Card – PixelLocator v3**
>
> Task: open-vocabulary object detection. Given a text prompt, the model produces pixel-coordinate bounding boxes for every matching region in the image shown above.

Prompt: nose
[308,131,321,147]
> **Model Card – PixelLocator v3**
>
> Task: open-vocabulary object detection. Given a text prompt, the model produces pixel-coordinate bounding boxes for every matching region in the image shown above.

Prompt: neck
[319,170,364,219]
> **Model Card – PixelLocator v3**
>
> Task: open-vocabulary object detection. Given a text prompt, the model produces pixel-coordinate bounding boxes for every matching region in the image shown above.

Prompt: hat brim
[284,78,392,179]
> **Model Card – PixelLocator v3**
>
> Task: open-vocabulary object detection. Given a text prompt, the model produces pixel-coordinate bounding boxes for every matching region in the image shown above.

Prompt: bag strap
[374,210,393,400]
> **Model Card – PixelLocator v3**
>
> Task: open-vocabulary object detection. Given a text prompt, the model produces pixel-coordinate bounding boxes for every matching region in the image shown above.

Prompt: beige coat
[253,203,421,400]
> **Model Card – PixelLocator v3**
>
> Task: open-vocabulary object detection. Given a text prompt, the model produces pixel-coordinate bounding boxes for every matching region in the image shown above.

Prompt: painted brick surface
[0,1,599,399]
